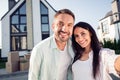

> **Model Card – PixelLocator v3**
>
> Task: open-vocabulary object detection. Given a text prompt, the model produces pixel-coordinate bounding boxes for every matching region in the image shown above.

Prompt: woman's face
[74,27,91,49]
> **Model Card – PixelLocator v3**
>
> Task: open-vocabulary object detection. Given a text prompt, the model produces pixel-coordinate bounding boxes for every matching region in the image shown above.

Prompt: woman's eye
[74,35,78,38]
[81,33,85,36]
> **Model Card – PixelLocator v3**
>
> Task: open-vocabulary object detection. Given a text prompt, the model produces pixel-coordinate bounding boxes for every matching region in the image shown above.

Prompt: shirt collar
[50,34,58,49]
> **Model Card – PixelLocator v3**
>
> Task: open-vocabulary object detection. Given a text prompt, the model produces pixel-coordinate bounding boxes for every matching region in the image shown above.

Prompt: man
[28,9,75,80]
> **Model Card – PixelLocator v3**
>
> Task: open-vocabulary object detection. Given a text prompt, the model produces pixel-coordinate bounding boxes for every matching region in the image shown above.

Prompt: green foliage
[0,58,7,69]
[103,39,120,54]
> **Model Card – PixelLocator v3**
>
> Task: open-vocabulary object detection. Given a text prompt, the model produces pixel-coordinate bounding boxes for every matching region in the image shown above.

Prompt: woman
[72,22,120,80]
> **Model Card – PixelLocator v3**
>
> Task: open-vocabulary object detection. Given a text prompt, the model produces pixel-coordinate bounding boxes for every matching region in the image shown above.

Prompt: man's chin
[81,45,86,48]
[60,38,69,42]
[59,35,70,41]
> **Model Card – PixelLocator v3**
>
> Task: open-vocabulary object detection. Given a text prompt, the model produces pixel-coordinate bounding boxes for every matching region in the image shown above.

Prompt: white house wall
[109,24,115,41]
[97,27,103,42]
[41,0,55,35]
[1,14,10,57]
[98,16,116,42]
[102,17,115,41]
[2,0,26,57]
[32,0,41,46]
[115,22,120,41]
[32,0,55,46]
[0,21,2,49]
[1,0,56,57]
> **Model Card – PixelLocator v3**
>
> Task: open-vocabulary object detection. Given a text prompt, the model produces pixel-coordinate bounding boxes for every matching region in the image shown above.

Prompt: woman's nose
[77,35,83,41]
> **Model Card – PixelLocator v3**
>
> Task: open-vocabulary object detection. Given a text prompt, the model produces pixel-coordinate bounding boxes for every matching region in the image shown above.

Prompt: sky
[46,0,112,28]
[0,0,113,48]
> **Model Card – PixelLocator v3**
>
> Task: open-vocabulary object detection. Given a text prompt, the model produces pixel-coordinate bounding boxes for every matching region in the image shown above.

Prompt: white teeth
[79,41,85,44]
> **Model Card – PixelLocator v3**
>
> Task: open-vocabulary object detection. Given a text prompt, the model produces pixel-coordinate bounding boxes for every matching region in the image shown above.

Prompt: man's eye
[58,22,64,26]
[68,24,72,27]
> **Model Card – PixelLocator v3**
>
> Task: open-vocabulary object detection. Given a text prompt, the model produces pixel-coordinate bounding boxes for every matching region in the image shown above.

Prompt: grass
[0,58,7,69]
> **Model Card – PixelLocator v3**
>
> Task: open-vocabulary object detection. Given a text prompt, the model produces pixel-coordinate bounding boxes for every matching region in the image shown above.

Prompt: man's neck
[55,40,67,51]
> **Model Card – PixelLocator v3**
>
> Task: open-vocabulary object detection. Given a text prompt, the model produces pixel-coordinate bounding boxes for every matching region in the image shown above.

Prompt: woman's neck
[84,47,92,54]
[80,47,92,61]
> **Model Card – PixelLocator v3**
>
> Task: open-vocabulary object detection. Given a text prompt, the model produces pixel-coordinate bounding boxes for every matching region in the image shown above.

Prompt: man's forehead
[55,15,74,23]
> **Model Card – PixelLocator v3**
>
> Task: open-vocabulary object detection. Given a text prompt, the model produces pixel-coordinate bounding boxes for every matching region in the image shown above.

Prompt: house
[98,0,120,43]
[1,0,56,57]
[98,11,115,42]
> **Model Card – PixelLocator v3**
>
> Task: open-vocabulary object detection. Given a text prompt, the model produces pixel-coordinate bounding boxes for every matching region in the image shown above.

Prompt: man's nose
[62,25,68,31]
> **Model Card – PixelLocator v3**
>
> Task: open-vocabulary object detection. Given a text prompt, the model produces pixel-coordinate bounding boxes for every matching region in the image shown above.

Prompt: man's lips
[59,31,68,36]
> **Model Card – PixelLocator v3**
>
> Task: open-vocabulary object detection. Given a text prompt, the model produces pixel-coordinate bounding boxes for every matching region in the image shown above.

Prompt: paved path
[0,69,28,80]
[1,74,28,80]
[0,69,120,80]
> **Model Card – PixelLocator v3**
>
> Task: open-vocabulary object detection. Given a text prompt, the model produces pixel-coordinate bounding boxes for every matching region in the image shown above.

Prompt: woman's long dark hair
[72,22,101,78]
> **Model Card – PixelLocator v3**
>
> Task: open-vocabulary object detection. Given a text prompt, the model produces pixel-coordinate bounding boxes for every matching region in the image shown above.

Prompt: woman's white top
[72,48,120,80]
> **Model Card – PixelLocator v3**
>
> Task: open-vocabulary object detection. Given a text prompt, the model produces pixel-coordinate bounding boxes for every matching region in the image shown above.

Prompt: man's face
[52,14,74,42]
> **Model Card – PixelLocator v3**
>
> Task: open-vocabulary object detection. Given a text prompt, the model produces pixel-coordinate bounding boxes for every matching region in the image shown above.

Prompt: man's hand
[114,56,120,76]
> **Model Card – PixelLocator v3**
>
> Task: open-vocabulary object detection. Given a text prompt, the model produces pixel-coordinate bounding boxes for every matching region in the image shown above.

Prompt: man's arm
[28,47,42,80]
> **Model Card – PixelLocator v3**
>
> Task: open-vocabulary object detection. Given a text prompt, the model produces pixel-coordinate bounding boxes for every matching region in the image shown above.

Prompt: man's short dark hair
[54,9,75,20]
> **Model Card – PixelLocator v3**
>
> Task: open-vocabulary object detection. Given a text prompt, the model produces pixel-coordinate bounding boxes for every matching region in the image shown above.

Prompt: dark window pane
[41,24,49,31]
[20,25,27,32]
[20,16,26,23]
[40,2,48,14]
[14,11,18,14]
[42,33,49,40]
[41,16,48,23]
[20,3,26,14]
[12,15,19,24]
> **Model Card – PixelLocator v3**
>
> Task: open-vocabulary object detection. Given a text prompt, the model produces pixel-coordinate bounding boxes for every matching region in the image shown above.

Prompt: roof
[1,0,57,20]
[99,11,112,21]
[0,0,21,20]
[105,11,112,17]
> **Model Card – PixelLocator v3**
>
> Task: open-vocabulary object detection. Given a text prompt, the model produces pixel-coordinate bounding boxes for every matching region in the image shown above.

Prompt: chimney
[8,0,17,10]
[111,0,120,22]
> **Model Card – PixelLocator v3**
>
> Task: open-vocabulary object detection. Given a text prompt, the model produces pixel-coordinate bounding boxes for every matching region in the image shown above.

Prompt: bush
[0,58,7,69]
[115,50,120,54]
[0,49,1,59]
[102,39,120,54]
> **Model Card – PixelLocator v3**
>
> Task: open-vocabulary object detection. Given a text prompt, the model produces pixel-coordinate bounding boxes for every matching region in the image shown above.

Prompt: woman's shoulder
[100,48,115,56]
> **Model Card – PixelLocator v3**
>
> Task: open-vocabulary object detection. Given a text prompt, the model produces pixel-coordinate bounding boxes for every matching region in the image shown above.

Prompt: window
[10,1,27,51]
[101,20,109,34]
[40,2,49,40]
[11,36,27,50]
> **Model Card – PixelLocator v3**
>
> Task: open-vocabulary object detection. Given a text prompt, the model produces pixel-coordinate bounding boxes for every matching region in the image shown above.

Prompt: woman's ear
[89,32,92,37]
